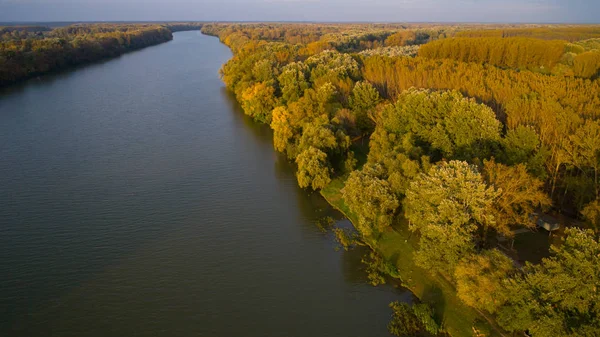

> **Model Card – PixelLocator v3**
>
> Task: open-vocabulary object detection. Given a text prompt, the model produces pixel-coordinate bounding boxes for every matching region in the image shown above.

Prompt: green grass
[321,177,505,337]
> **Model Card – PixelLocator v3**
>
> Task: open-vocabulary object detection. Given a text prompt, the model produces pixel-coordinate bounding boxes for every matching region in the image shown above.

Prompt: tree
[387,302,425,337]
[497,228,600,336]
[388,302,440,337]
[298,122,337,152]
[482,159,551,236]
[565,119,600,199]
[295,146,331,190]
[349,81,380,133]
[404,160,497,273]
[271,106,295,153]
[380,89,501,160]
[454,249,514,313]
[573,50,600,78]
[240,82,276,123]
[252,58,276,84]
[278,61,309,104]
[582,199,600,231]
[501,125,548,178]
[341,163,399,237]
[412,303,440,335]
[350,81,381,112]
[385,30,417,47]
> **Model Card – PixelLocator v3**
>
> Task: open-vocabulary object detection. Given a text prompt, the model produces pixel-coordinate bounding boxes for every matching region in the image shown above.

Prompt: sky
[0,0,598,23]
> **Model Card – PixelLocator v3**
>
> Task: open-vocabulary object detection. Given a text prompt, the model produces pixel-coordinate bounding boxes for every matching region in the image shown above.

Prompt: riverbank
[203,28,502,336]
[0,24,202,87]
[321,178,505,337]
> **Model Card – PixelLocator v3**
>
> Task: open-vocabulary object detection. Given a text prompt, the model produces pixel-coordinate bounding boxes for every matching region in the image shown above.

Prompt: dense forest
[419,37,600,78]
[203,23,600,336]
[0,22,203,86]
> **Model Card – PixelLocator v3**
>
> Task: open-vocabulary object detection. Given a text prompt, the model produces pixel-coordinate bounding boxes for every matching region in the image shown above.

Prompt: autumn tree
[385,30,417,47]
[271,106,295,153]
[482,159,551,236]
[582,199,600,231]
[240,82,276,123]
[573,50,600,78]
[565,119,600,200]
[454,249,514,313]
[419,37,567,71]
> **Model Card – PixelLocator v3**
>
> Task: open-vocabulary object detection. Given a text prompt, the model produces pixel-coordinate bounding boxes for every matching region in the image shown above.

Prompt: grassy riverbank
[321,178,500,337]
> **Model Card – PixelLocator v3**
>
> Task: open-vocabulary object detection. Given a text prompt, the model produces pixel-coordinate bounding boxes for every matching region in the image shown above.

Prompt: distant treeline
[0,23,202,87]
[455,26,600,42]
[164,23,204,32]
[419,37,600,79]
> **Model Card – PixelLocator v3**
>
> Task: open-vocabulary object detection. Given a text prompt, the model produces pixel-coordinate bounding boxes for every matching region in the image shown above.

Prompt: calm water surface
[0,31,409,336]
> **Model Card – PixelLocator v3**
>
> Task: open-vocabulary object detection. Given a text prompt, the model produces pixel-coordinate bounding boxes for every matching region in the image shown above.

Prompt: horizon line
[1,20,600,25]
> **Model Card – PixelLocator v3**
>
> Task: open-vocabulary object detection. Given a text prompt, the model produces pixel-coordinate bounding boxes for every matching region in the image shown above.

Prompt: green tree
[404,160,497,274]
[295,146,331,190]
[298,122,338,152]
[278,61,310,104]
[349,81,380,134]
[388,302,426,337]
[497,228,600,336]
[380,89,501,160]
[412,303,440,335]
[501,125,548,178]
[341,163,399,237]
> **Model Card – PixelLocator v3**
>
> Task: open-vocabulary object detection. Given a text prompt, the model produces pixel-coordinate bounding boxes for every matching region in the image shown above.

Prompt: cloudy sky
[0,0,598,23]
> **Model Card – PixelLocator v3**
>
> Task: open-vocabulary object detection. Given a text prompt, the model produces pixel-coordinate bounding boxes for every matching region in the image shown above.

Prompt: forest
[203,23,600,336]
[0,22,203,87]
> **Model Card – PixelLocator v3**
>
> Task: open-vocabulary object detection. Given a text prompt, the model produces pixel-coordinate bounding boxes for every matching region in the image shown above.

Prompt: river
[0,31,410,336]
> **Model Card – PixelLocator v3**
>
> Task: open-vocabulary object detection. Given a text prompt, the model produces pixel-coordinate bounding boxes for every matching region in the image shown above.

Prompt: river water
[0,31,409,336]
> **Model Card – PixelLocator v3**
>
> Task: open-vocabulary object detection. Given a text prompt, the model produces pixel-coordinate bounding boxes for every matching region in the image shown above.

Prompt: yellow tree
[240,82,276,123]
[454,249,514,313]
[482,159,551,236]
[270,106,295,153]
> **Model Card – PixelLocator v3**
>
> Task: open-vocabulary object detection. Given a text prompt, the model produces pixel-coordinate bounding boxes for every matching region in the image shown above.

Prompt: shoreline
[206,30,504,336]
[320,178,507,337]
[0,26,202,88]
